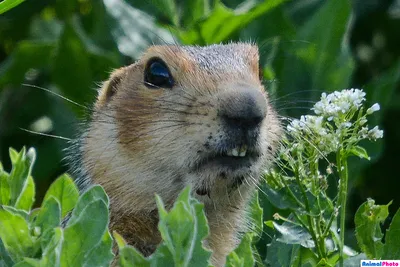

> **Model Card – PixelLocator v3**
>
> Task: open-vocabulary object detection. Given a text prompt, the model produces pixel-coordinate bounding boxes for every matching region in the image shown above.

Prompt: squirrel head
[81,43,281,212]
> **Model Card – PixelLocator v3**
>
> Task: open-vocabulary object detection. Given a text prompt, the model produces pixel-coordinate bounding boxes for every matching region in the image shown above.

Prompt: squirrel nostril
[222,113,263,129]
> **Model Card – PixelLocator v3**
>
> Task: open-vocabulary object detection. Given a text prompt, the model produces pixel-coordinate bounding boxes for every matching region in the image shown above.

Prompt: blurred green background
[1,0,399,257]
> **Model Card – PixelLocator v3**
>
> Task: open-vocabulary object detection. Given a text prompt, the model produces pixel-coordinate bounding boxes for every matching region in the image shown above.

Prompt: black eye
[144,58,174,89]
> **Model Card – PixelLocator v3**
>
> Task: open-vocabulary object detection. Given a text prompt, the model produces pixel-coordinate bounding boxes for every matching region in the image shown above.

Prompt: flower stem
[337,151,348,267]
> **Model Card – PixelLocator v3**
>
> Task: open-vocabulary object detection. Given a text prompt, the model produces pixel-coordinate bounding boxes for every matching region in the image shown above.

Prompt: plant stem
[294,171,325,258]
[337,151,348,267]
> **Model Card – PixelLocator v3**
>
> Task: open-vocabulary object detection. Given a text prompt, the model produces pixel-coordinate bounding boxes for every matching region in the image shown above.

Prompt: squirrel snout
[219,86,267,130]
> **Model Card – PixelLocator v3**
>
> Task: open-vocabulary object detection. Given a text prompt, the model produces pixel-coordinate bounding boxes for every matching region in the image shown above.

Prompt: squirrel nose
[219,86,267,129]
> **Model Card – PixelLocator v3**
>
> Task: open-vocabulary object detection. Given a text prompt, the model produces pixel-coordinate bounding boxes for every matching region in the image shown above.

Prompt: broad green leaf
[0,0,26,14]
[103,0,175,59]
[84,231,114,267]
[43,174,79,218]
[382,208,400,259]
[0,208,35,262]
[225,233,254,267]
[263,185,298,210]
[40,227,63,267]
[273,221,314,248]
[60,199,109,267]
[0,238,14,267]
[67,185,109,226]
[0,167,10,205]
[8,147,36,207]
[348,146,370,160]
[355,199,391,259]
[179,0,287,45]
[15,175,35,211]
[265,238,300,267]
[34,196,61,234]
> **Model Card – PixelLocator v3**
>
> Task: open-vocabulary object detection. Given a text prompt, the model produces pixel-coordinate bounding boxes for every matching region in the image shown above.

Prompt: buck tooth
[239,150,246,157]
[232,148,239,157]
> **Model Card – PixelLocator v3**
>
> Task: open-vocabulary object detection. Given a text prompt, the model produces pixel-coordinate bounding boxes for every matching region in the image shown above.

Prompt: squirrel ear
[96,67,127,108]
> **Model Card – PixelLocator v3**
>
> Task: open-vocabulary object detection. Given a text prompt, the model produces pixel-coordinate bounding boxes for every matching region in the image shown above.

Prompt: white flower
[312,89,366,119]
[366,103,380,115]
[287,115,326,136]
[359,127,369,139]
[368,126,384,140]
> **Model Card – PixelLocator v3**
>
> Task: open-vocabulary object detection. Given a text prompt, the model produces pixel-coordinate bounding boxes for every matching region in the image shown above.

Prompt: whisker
[19,128,72,141]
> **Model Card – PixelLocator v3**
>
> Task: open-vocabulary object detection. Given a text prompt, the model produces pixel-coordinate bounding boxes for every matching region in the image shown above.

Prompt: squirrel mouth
[194,145,260,172]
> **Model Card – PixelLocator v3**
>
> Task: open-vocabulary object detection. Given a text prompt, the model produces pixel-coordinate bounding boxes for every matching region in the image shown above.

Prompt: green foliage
[0,147,263,266]
[355,199,400,260]
[0,0,25,14]
[0,147,114,267]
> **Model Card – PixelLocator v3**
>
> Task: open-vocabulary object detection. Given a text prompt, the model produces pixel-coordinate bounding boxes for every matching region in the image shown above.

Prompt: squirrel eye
[144,58,174,89]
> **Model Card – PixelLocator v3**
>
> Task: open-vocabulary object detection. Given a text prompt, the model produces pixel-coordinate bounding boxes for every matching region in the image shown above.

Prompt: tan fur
[80,43,282,266]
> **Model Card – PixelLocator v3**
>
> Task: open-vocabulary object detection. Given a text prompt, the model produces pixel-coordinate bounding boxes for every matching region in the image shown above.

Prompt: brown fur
[79,43,282,266]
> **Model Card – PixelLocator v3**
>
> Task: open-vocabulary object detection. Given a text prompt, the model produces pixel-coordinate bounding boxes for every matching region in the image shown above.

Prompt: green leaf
[15,175,35,211]
[43,174,79,218]
[0,238,14,267]
[8,147,36,207]
[67,185,109,226]
[265,238,300,267]
[0,167,10,206]
[119,245,150,267]
[354,199,391,259]
[225,233,254,267]
[84,231,114,267]
[103,0,175,59]
[0,208,35,262]
[12,258,40,267]
[40,227,63,267]
[60,199,109,267]
[263,186,298,210]
[34,196,61,234]
[0,0,26,15]
[2,205,29,220]
[382,208,400,259]
[113,231,127,249]
[348,146,370,160]
[179,0,287,44]
[151,186,211,266]
[155,187,211,266]
[273,221,314,248]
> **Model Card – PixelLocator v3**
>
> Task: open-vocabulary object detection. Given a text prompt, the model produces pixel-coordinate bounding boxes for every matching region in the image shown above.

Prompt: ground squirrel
[69,42,281,266]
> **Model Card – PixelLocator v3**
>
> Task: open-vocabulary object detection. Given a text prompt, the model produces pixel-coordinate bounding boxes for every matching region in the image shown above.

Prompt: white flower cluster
[286,88,383,155]
[312,88,366,121]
